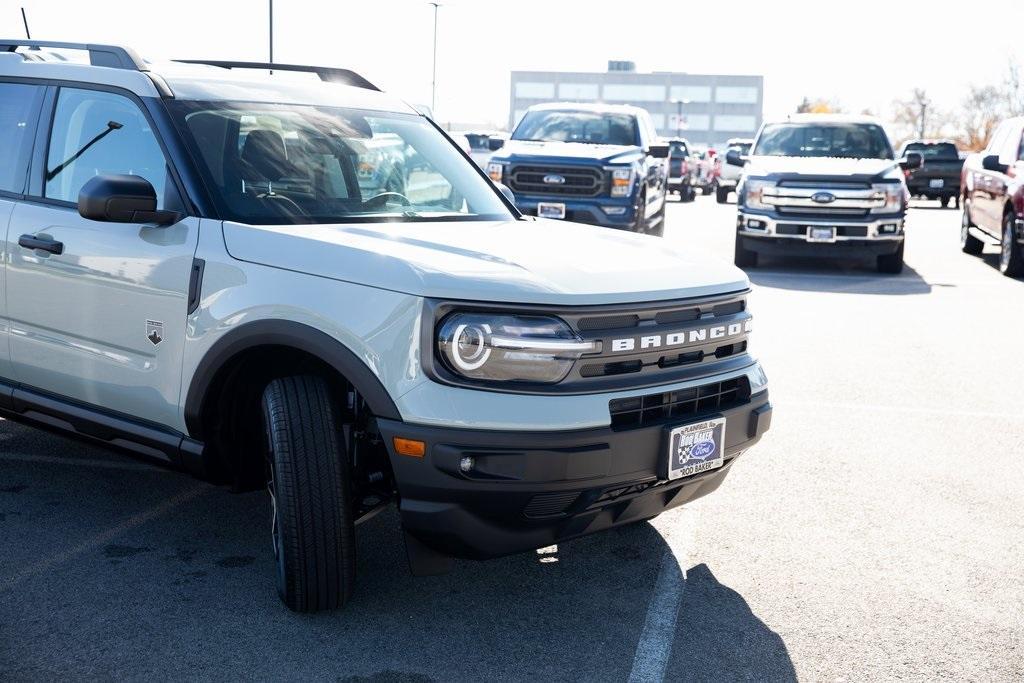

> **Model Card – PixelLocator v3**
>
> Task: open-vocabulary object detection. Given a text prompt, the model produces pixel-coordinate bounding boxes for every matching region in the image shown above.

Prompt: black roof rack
[0,39,148,71]
[173,60,380,92]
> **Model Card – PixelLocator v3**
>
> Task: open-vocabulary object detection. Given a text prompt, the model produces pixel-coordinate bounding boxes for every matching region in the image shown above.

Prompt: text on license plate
[808,227,836,242]
[929,179,944,188]
[664,417,726,480]
[537,202,566,219]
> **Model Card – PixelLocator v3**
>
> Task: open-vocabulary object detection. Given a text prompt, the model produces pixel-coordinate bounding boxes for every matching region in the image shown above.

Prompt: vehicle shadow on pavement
[669,563,796,681]
[0,428,793,681]
[746,259,931,295]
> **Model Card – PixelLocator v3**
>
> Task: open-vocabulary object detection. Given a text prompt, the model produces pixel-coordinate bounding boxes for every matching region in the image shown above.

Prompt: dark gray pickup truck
[898,140,963,207]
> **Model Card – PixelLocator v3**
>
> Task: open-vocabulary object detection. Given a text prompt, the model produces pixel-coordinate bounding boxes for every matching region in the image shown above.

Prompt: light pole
[429,2,442,115]
[268,0,274,74]
[670,98,691,137]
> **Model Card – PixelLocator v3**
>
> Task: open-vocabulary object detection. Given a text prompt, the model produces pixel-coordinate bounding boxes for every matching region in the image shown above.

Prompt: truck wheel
[876,241,905,274]
[734,233,758,268]
[262,375,356,613]
[648,198,666,237]
[960,207,983,255]
[1000,210,1024,277]
[716,186,729,204]
[940,196,950,208]
[631,190,647,232]
[681,185,695,203]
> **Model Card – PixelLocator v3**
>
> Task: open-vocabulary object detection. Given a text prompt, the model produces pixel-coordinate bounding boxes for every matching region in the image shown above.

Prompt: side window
[45,88,168,206]
[0,82,45,194]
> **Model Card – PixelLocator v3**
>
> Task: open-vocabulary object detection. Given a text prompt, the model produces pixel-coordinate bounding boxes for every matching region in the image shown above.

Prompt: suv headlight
[870,182,906,214]
[742,179,775,210]
[487,162,504,183]
[437,313,597,383]
[610,168,634,197]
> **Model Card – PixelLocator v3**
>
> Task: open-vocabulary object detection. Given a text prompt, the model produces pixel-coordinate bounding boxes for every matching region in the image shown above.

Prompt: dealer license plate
[808,226,836,242]
[929,179,944,188]
[663,417,726,480]
[537,202,566,219]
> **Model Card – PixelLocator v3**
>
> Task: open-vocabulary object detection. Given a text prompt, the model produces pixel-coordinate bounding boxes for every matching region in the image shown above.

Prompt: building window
[603,84,666,102]
[714,115,757,132]
[648,113,666,129]
[715,86,759,104]
[515,82,555,99]
[672,114,710,132]
[558,83,599,100]
[668,85,711,103]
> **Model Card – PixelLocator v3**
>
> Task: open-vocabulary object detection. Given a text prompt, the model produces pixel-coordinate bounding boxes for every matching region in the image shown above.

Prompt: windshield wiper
[46,120,123,182]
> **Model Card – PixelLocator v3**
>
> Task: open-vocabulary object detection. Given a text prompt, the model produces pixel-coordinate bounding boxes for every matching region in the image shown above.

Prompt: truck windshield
[902,142,958,160]
[167,101,512,225]
[753,123,893,160]
[512,110,638,146]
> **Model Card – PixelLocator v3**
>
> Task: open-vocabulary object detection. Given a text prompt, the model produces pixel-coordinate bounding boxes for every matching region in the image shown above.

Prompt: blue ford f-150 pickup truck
[487,103,670,236]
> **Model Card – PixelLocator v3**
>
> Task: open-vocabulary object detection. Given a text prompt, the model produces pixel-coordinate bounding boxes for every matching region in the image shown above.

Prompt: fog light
[601,206,627,215]
[878,224,898,234]
[746,219,766,230]
[459,456,475,473]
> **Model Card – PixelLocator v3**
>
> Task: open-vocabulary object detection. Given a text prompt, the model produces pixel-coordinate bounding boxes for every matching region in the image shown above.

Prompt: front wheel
[263,375,356,613]
[716,185,730,204]
[940,196,950,208]
[876,240,905,274]
[960,207,983,255]
[734,233,758,268]
[1000,210,1024,277]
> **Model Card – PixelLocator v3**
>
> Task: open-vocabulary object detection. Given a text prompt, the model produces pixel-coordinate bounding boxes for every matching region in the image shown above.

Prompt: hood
[745,155,902,181]
[494,139,640,164]
[222,219,748,306]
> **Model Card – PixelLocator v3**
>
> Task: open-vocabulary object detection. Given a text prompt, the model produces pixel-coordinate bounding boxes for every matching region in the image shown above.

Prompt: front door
[6,86,199,430]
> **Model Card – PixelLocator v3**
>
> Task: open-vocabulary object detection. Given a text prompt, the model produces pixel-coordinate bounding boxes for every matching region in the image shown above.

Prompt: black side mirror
[647,143,670,159]
[78,174,181,225]
[899,152,924,171]
[494,182,516,205]
[982,154,1009,174]
[488,137,505,151]
[726,149,748,167]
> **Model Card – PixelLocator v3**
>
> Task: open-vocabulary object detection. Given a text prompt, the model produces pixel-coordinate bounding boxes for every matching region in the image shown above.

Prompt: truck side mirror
[647,143,670,159]
[78,174,181,225]
[726,149,747,167]
[898,152,923,171]
[982,154,1008,174]
[488,137,505,151]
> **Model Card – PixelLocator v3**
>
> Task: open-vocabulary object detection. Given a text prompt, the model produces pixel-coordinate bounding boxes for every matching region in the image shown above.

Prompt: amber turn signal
[393,437,426,458]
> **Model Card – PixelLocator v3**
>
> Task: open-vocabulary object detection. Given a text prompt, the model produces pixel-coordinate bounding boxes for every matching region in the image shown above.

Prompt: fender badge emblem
[146,320,164,346]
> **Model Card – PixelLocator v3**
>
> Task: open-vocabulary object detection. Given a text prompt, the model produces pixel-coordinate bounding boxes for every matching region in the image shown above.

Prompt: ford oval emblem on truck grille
[811,191,836,204]
[543,174,566,185]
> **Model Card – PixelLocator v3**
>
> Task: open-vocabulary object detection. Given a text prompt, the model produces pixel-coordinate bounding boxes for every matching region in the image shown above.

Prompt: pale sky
[6,0,1023,129]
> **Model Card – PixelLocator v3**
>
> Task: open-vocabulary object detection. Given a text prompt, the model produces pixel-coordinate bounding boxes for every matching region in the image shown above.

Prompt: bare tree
[892,88,934,142]
[1006,60,1024,117]
[955,84,1004,150]
[796,96,842,114]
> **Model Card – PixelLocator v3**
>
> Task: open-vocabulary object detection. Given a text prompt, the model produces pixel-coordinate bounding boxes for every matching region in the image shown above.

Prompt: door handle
[18,234,64,255]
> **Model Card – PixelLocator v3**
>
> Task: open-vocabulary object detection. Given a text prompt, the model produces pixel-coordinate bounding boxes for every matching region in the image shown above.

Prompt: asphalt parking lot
[2,197,1022,681]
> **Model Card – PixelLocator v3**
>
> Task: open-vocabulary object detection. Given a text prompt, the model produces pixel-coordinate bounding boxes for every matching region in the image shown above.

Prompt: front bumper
[379,390,771,560]
[737,211,904,257]
[514,194,637,229]
[906,181,957,198]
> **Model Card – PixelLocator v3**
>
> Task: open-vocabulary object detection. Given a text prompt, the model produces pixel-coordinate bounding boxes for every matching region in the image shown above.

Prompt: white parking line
[0,483,208,593]
[0,452,168,472]
[627,509,696,683]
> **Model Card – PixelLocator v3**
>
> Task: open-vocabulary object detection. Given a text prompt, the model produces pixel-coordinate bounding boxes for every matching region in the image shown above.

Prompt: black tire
[648,197,666,237]
[716,185,729,204]
[940,196,950,208]
[960,205,983,255]
[680,185,695,203]
[876,240,905,274]
[1000,209,1024,277]
[734,233,758,268]
[631,190,647,232]
[262,375,356,613]
[701,184,712,196]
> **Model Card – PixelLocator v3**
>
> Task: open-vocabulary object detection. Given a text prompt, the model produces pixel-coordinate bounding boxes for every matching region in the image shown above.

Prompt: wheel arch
[183,319,401,442]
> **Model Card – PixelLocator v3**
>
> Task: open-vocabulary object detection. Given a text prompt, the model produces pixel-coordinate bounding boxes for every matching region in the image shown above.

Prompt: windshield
[168,101,512,225]
[903,142,958,160]
[753,123,893,160]
[512,110,638,146]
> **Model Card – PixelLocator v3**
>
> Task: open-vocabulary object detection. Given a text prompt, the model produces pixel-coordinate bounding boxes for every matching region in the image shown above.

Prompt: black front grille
[609,376,751,430]
[507,165,604,197]
[777,206,870,218]
[524,491,580,518]
[776,224,869,238]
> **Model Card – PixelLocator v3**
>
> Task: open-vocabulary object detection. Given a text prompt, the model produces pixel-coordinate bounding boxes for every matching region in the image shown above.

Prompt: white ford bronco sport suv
[0,40,771,612]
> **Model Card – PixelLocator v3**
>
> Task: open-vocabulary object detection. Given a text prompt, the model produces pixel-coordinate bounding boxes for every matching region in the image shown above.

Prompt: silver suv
[0,40,772,612]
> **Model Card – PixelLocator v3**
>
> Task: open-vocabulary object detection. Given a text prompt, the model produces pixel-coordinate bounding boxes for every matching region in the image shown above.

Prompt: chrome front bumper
[736,212,905,242]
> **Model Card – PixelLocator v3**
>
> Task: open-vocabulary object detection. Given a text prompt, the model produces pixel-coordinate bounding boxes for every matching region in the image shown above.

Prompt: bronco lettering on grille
[609,319,752,353]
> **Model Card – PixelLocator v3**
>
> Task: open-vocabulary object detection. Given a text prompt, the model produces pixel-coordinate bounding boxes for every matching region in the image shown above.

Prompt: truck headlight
[610,168,634,197]
[487,162,504,183]
[870,182,906,214]
[437,313,597,383]
[742,179,775,210]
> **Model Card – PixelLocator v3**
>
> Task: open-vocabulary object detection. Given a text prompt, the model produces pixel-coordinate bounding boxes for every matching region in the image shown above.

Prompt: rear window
[753,123,893,160]
[903,142,958,160]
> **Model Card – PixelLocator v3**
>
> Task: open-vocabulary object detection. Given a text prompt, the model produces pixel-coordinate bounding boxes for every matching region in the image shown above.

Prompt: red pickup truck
[960,116,1024,276]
